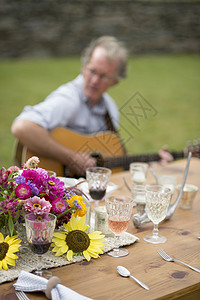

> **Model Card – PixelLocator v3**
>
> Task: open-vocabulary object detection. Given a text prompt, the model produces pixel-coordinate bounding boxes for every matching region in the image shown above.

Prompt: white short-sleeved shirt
[15,75,119,134]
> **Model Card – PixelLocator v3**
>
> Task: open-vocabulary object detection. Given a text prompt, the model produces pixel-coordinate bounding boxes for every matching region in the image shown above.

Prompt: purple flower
[0,198,18,217]
[26,181,39,195]
[0,167,9,189]
[51,197,67,214]
[24,196,52,214]
[40,177,65,200]
[26,213,51,222]
[15,175,27,185]
[15,184,32,199]
[21,169,45,188]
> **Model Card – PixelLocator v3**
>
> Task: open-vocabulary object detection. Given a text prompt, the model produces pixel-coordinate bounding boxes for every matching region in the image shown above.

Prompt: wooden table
[1,158,200,300]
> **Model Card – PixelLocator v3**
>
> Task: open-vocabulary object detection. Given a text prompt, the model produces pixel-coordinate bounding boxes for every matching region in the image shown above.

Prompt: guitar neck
[103,150,184,170]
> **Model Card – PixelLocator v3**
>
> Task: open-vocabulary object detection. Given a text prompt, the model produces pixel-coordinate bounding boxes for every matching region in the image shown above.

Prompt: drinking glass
[86,167,112,207]
[25,213,57,278]
[105,195,133,257]
[130,163,148,185]
[143,184,171,244]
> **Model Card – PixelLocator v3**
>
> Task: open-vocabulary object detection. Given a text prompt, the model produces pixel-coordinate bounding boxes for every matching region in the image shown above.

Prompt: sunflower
[0,232,21,270]
[51,215,105,261]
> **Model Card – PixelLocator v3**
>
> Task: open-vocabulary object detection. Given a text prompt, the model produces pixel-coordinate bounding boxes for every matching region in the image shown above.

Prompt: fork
[158,249,200,273]
[15,291,30,300]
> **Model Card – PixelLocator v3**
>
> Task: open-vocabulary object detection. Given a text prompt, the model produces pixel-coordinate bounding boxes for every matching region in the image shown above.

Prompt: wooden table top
[1,158,200,300]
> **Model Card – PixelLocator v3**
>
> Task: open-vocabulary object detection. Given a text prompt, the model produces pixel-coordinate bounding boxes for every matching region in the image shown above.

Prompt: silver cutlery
[158,249,200,273]
[15,291,30,300]
[197,236,200,240]
[117,265,150,290]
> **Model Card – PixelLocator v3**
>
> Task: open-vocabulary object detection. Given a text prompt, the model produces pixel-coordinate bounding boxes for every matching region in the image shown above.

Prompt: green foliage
[0,54,200,168]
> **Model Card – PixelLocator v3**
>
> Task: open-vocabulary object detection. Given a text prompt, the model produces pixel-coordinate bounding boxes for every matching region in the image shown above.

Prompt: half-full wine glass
[105,195,133,257]
[25,213,57,278]
[86,167,111,206]
[143,184,171,244]
[86,167,111,229]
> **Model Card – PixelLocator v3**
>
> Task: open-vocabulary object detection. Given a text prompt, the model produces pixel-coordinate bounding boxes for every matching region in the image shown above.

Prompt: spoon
[117,266,150,290]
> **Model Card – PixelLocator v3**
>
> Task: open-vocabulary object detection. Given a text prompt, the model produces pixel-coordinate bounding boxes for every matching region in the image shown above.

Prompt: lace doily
[0,232,139,284]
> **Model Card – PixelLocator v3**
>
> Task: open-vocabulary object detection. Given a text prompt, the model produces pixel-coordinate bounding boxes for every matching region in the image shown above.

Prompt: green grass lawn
[0,54,200,168]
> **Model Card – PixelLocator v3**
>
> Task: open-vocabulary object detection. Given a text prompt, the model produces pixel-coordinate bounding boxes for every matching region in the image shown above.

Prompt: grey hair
[81,36,128,81]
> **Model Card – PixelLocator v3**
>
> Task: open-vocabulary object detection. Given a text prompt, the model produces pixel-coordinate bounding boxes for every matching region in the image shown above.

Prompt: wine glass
[25,213,57,278]
[105,195,133,257]
[86,166,111,207]
[143,184,171,244]
[130,163,148,185]
[86,167,111,229]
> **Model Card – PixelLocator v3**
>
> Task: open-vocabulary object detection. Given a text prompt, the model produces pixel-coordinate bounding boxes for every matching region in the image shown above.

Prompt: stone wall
[0,0,199,58]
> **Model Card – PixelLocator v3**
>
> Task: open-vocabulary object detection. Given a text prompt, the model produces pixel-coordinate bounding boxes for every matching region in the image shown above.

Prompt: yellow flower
[0,232,21,270]
[74,200,87,217]
[51,215,105,261]
[67,195,87,217]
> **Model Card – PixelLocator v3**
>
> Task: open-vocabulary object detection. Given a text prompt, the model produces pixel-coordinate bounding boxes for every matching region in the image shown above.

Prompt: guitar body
[16,126,199,177]
[22,127,126,176]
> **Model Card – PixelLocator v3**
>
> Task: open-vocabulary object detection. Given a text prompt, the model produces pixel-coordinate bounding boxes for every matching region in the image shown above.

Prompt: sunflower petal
[67,250,73,261]
[54,247,65,257]
[53,240,67,247]
[77,215,86,230]
[70,216,77,231]
[5,256,16,266]
[88,244,104,254]
[87,249,99,258]
[0,232,4,243]
[89,231,105,239]
[83,250,91,261]
[53,232,66,240]
[6,252,18,259]
[2,260,8,270]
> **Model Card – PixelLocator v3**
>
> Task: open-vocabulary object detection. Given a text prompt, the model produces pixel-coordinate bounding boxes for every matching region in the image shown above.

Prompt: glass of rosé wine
[105,195,133,257]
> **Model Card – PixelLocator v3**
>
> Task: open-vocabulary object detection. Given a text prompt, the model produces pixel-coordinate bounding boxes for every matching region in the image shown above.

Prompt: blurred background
[0,0,200,168]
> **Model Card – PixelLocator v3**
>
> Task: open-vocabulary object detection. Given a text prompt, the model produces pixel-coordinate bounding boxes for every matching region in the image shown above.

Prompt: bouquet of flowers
[0,156,105,271]
[0,156,87,237]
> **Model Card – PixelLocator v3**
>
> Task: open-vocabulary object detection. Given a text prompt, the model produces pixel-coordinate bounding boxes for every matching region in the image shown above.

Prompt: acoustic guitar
[15,127,200,177]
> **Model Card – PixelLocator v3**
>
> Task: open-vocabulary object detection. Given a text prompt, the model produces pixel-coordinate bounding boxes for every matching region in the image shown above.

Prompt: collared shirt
[15,75,119,134]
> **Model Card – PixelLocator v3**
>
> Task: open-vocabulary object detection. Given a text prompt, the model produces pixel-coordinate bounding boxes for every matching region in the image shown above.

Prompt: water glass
[143,184,171,244]
[130,163,148,185]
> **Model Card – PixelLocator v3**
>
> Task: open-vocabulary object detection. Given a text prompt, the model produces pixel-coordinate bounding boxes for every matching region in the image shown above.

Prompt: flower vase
[15,222,28,253]
[82,195,91,229]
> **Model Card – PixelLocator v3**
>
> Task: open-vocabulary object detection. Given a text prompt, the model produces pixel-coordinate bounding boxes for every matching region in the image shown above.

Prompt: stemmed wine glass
[86,167,111,229]
[105,195,133,257]
[86,166,111,207]
[143,184,171,244]
[25,213,57,278]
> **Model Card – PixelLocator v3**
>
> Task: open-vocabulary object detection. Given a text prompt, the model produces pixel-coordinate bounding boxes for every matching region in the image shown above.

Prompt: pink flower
[24,156,40,169]
[24,196,52,214]
[15,184,32,199]
[7,166,20,173]
[51,197,67,214]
